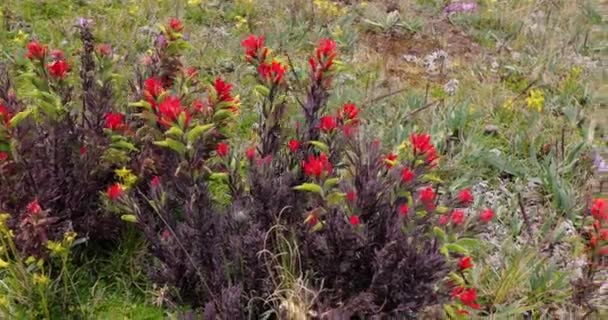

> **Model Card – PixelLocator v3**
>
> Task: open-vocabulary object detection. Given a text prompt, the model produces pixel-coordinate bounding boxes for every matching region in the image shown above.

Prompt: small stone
[484,125,499,135]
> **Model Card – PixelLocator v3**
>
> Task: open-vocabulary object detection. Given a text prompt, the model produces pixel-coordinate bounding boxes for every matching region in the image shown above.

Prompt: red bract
[385,153,397,168]
[319,116,337,133]
[479,208,494,223]
[241,35,267,63]
[144,77,164,99]
[192,99,205,112]
[288,139,301,153]
[50,49,65,60]
[0,103,11,127]
[213,77,234,103]
[258,60,287,83]
[79,146,87,156]
[26,199,42,215]
[410,133,434,155]
[104,112,125,131]
[399,204,409,217]
[599,229,608,241]
[459,256,473,270]
[26,41,47,60]
[591,198,607,220]
[316,38,337,64]
[451,210,465,225]
[347,191,357,203]
[458,188,474,206]
[107,183,123,201]
[158,95,189,127]
[151,176,161,188]
[216,142,229,157]
[47,60,69,79]
[339,103,360,121]
[401,167,415,183]
[246,147,256,160]
[303,153,332,178]
[419,186,435,204]
[456,288,481,309]
[350,215,360,226]
[169,18,184,32]
[438,215,449,225]
[0,152,8,161]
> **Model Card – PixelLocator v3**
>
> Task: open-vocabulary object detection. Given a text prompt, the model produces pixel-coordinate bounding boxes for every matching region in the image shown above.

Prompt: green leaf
[443,243,468,254]
[254,85,270,96]
[326,192,345,205]
[209,172,229,182]
[154,139,185,156]
[110,140,138,152]
[323,178,340,190]
[454,238,481,251]
[164,126,184,138]
[9,109,32,128]
[213,109,233,122]
[120,214,138,223]
[308,140,329,153]
[421,173,443,183]
[436,206,449,214]
[187,124,214,144]
[293,183,323,195]
[433,226,447,242]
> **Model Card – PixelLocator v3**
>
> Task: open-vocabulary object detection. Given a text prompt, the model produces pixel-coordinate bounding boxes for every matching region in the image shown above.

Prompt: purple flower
[77,17,93,28]
[155,34,167,47]
[444,1,478,15]
[594,149,608,173]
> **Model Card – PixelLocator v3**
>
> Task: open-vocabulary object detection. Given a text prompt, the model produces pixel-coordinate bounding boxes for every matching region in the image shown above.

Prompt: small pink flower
[458,188,474,206]
[451,210,465,225]
[401,167,415,183]
[399,204,409,217]
[479,208,494,222]
[349,215,360,226]
[347,191,357,203]
[438,215,449,225]
[151,176,161,188]
[26,199,42,215]
[216,142,229,157]
[246,147,256,161]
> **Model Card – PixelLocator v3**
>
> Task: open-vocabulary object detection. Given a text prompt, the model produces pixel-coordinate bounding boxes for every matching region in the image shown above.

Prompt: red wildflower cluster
[479,208,494,222]
[258,60,287,84]
[338,103,360,122]
[151,176,161,188]
[349,215,360,227]
[591,198,607,221]
[144,77,165,109]
[458,256,473,270]
[401,167,415,183]
[216,142,229,157]
[211,77,239,112]
[288,139,301,153]
[451,210,465,225]
[451,287,481,310]
[158,95,191,128]
[47,58,70,79]
[303,153,332,178]
[458,188,474,206]
[168,18,184,32]
[309,38,337,81]
[347,191,357,203]
[589,198,608,256]
[26,199,42,215]
[104,112,125,131]
[107,183,123,201]
[319,115,337,133]
[409,133,438,167]
[384,153,397,168]
[419,186,435,210]
[0,152,8,161]
[96,43,112,57]
[0,103,11,127]
[398,204,409,217]
[246,147,256,160]
[26,41,47,60]
[241,35,268,64]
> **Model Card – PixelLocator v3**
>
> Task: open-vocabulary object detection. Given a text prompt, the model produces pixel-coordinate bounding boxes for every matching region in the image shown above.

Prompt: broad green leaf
[293,183,323,195]
[120,214,138,223]
[110,140,138,152]
[433,226,447,242]
[164,126,184,138]
[213,109,233,122]
[209,172,229,182]
[154,138,185,156]
[443,243,468,254]
[323,178,340,190]
[9,109,32,128]
[254,85,270,97]
[326,192,345,205]
[308,140,329,153]
[187,124,214,144]
[436,206,449,214]
[455,238,481,251]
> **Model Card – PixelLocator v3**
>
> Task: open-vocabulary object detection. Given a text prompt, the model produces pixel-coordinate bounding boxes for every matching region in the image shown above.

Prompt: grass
[0,0,606,318]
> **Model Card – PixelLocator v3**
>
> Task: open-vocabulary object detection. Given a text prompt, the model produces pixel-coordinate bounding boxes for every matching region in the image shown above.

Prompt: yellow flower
[503,99,513,111]
[64,231,77,244]
[332,26,343,38]
[128,4,139,16]
[526,89,544,112]
[13,30,29,45]
[33,273,50,286]
[0,258,9,269]
[188,0,204,6]
[47,241,66,256]
[115,167,132,179]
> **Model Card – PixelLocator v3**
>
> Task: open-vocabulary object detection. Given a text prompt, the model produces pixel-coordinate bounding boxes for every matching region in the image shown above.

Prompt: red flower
[438,215,449,225]
[451,210,465,225]
[161,229,171,240]
[347,191,357,203]
[168,18,183,32]
[107,183,123,201]
[319,116,337,133]
[459,256,474,270]
[246,147,256,161]
[258,60,287,83]
[0,103,11,127]
[599,246,608,256]
[144,77,164,99]
[47,60,69,79]
[213,77,234,103]
[26,199,42,215]
[399,204,409,217]
[104,112,125,131]
[288,139,301,153]
[339,103,360,121]
[241,35,267,63]
[96,43,112,56]
[79,146,87,156]
[349,215,360,226]
[151,176,161,188]
[419,186,435,204]
[50,49,65,60]
[385,153,397,168]
[192,99,205,112]
[599,228,608,241]
[216,142,229,157]
[302,153,332,178]
[457,288,481,309]
[316,38,336,64]
[410,133,434,155]
[307,213,318,226]
[591,198,607,220]
[458,188,474,206]
[479,208,494,223]
[158,95,188,126]
[0,152,8,161]
[26,41,47,60]
[401,167,415,183]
